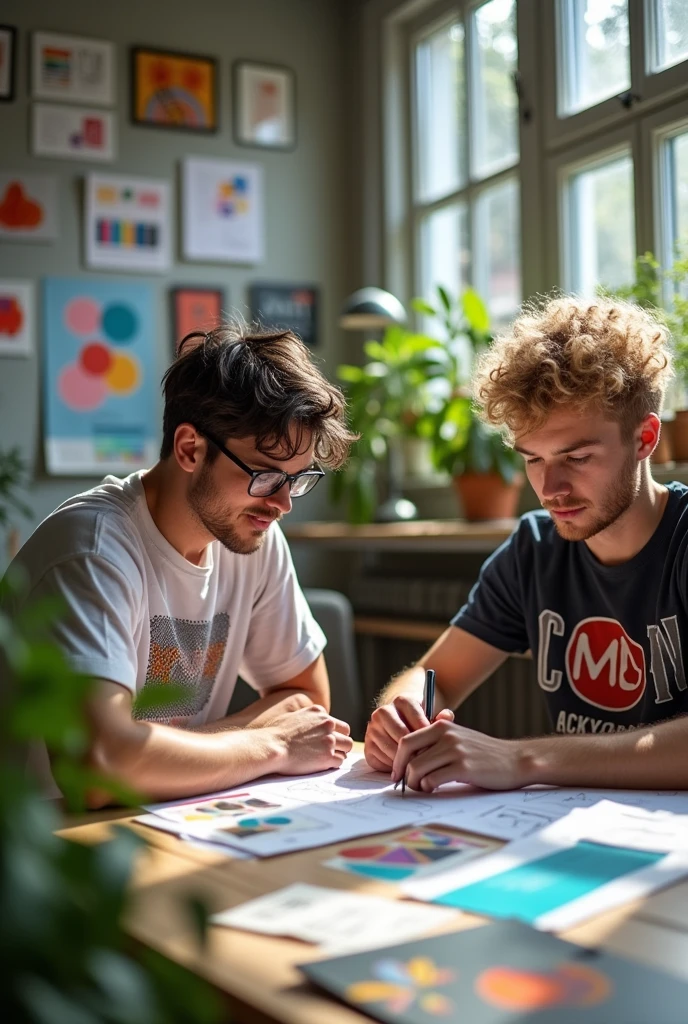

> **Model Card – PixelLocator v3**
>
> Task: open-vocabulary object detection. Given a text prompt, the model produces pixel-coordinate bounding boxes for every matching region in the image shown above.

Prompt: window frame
[405,0,523,316]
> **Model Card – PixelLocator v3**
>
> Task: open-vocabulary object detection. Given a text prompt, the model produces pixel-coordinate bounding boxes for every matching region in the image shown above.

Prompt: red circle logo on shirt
[565,617,646,711]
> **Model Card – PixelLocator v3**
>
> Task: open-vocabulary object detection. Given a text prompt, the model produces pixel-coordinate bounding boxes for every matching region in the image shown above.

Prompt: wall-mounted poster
[0,172,58,241]
[182,157,263,264]
[249,283,319,347]
[85,173,171,272]
[171,287,225,350]
[0,280,34,357]
[0,25,16,101]
[33,103,116,161]
[43,277,157,475]
[233,61,296,150]
[131,47,217,132]
[32,32,115,106]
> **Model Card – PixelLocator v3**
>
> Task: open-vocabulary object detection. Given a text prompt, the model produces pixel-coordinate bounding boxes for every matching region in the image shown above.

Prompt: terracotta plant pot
[651,419,674,465]
[453,471,524,521]
[671,410,688,464]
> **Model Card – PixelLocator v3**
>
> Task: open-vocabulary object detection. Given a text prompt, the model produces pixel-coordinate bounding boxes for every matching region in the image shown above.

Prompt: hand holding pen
[394,667,435,797]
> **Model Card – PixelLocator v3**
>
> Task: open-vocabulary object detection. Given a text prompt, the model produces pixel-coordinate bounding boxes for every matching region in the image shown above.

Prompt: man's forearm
[524,716,688,789]
[377,665,450,718]
[88,719,283,806]
[189,689,313,733]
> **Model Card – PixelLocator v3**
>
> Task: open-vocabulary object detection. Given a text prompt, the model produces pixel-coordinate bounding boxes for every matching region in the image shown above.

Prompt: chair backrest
[304,587,364,740]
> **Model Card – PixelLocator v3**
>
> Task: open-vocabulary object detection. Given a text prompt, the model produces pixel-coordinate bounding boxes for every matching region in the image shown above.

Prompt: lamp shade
[338,287,407,330]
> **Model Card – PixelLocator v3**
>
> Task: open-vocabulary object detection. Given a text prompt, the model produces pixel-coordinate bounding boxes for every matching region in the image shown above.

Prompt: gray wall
[0,0,355,571]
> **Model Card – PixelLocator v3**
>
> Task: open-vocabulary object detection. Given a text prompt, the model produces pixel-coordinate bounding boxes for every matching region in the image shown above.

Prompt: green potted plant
[602,248,688,463]
[333,324,445,523]
[413,285,524,521]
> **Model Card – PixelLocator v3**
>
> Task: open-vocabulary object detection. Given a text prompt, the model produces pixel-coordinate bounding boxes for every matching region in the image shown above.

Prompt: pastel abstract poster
[43,278,157,475]
[0,173,58,241]
[0,281,34,357]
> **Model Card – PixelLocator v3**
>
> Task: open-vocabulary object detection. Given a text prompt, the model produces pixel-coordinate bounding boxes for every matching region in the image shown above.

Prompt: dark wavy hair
[160,322,355,467]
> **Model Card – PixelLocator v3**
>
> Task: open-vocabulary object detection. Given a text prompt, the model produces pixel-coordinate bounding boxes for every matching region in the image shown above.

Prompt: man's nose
[265,481,292,515]
[540,464,572,500]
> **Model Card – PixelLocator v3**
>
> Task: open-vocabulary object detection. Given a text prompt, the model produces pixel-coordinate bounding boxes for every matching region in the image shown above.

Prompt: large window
[385,0,688,328]
[411,1,521,322]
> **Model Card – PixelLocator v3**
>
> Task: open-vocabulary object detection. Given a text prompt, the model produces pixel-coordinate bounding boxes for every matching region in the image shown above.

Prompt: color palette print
[325,827,491,882]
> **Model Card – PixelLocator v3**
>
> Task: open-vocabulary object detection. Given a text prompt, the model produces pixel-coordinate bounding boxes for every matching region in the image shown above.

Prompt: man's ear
[637,413,661,460]
[173,423,204,474]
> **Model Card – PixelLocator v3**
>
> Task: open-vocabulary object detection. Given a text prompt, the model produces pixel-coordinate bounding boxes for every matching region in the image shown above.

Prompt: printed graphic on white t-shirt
[136,612,231,720]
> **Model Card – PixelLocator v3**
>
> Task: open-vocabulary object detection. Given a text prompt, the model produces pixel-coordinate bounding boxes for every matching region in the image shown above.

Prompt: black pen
[398,668,435,797]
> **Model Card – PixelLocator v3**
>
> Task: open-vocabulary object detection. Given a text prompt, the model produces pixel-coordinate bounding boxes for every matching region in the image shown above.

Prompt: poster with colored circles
[43,278,157,475]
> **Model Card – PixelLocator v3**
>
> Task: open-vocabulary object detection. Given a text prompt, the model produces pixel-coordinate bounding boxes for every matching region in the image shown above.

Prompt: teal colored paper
[433,840,664,922]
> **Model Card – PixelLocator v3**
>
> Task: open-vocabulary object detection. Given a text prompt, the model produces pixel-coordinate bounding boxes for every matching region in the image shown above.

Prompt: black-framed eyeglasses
[198,429,325,498]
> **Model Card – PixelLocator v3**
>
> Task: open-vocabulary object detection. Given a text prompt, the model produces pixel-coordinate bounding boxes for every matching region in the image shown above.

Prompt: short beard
[188,461,277,555]
[544,448,639,542]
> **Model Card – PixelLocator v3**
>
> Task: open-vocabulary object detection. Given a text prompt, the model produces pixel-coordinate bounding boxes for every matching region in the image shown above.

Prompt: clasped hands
[364,694,531,792]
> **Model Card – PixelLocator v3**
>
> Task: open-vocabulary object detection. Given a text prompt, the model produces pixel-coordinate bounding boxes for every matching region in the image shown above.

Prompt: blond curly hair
[473,295,674,443]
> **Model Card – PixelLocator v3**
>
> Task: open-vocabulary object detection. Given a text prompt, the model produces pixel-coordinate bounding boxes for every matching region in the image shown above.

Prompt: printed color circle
[106,352,140,393]
[58,363,108,412]
[80,342,112,376]
[64,297,101,337]
[102,303,137,343]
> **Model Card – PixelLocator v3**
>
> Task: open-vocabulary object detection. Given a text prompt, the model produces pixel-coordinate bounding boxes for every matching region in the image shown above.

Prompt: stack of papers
[401,800,688,930]
[135,753,688,859]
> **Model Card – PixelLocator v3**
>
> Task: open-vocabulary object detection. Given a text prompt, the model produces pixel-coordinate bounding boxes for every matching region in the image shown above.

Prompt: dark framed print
[233,61,296,150]
[131,47,218,132]
[171,286,225,350]
[249,283,319,347]
[0,26,16,101]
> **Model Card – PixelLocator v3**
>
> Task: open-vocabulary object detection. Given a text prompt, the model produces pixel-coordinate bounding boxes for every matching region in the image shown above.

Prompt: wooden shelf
[284,518,516,553]
[354,615,447,642]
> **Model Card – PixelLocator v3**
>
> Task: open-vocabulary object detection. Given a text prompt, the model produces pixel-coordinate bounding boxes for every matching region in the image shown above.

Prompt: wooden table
[59,768,688,1024]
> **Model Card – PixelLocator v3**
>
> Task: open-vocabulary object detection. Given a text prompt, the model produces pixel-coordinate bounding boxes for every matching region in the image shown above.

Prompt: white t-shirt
[9,469,325,739]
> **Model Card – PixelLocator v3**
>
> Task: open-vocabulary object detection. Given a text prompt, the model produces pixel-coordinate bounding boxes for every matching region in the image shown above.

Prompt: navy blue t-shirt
[452,482,688,735]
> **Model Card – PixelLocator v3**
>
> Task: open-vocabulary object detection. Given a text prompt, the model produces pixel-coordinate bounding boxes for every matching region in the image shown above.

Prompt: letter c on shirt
[538,609,564,692]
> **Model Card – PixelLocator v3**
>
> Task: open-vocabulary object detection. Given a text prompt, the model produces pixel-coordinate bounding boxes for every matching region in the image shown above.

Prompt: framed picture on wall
[0,172,59,241]
[33,103,116,161]
[0,25,16,102]
[249,283,319,347]
[181,156,263,263]
[233,61,296,150]
[85,173,171,272]
[31,32,115,106]
[0,279,34,357]
[171,287,226,351]
[131,46,218,132]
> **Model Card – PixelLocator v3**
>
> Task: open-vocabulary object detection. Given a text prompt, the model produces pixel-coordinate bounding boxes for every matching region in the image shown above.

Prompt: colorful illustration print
[175,794,281,822]
[133,49,216,130]
[217,812,324,840]
[138,612,229,720]
[58,296,141,412]
[476,961,612,1011]
[0,180,44,230]
[346,957,455,1015]
[328,828,489,882]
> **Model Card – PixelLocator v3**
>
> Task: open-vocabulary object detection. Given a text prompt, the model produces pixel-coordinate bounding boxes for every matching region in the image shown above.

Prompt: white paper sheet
[402,800,688,931]
[211,883,458,953]
[142,754,688,857]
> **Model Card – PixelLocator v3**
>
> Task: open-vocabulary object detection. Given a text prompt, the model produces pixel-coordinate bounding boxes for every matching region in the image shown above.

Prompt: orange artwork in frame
[131,47,217,132]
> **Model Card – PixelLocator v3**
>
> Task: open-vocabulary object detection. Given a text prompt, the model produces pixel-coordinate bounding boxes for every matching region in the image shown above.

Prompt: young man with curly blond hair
[365,295,688,792]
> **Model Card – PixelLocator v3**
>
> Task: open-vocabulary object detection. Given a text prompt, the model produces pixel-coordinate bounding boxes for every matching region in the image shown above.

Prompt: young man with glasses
[8,326,356,804]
